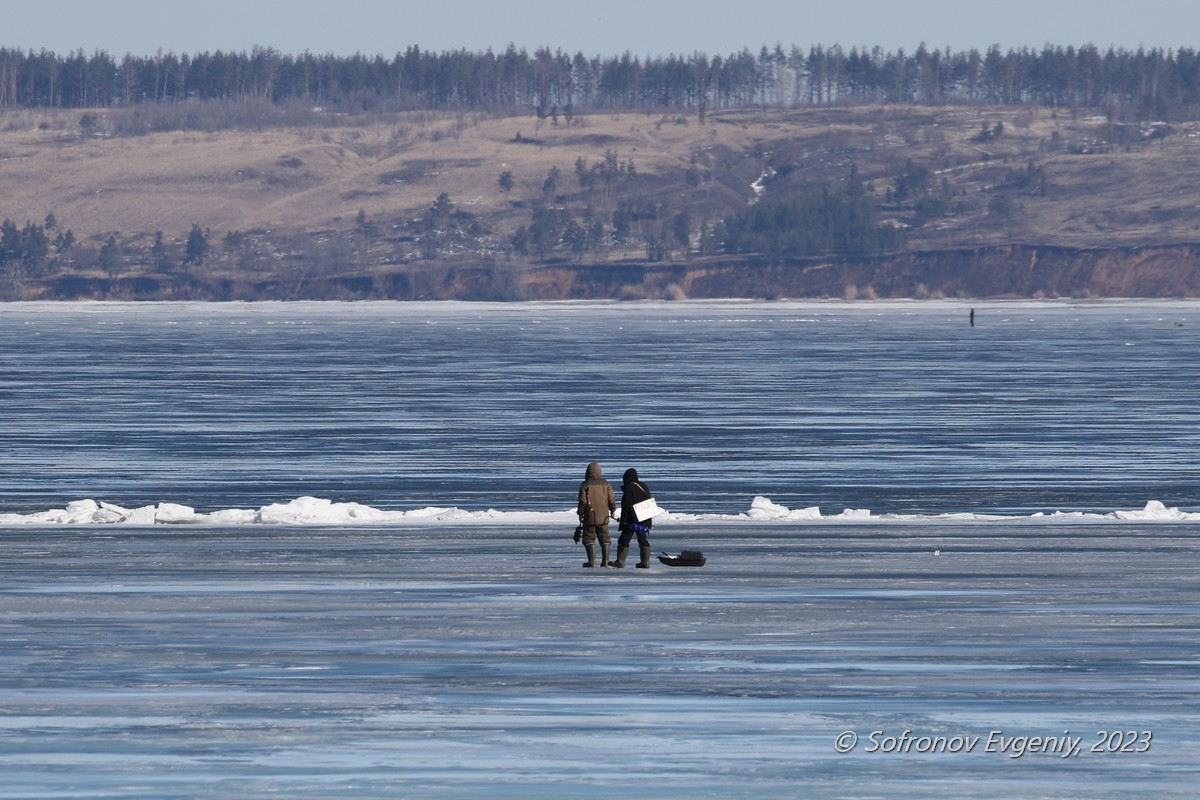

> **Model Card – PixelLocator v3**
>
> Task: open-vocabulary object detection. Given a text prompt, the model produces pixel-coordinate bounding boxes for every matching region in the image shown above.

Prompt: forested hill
[4,41,1200,301]
[2,43,1199,117]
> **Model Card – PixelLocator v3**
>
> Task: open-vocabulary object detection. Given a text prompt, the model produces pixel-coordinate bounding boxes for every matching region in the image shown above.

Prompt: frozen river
[2,519,1197,798]
[3,300,1200,796]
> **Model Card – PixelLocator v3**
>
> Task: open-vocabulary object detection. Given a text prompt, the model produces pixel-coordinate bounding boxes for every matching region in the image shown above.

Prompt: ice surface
[3,301,1200,796]
[7,299,1200,520]
[1,520,1198,798]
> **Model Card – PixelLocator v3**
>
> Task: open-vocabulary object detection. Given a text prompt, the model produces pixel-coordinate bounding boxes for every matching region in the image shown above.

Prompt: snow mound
[2,496,1198,526]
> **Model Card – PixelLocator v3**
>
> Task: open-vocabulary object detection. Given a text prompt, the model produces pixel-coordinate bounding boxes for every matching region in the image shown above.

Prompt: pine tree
[183,224,209,266]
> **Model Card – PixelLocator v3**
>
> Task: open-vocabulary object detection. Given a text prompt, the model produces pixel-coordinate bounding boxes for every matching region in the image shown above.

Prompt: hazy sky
[5,0,1197,58]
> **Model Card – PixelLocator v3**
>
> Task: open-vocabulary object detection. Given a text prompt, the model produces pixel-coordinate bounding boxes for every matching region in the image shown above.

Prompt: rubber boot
[582,544,596,568]
[609,546,628,568]
[636,545,652,568]
[599,543,610,568]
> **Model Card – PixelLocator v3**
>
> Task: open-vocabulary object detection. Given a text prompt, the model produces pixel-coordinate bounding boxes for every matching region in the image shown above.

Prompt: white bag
[632,497,663,521]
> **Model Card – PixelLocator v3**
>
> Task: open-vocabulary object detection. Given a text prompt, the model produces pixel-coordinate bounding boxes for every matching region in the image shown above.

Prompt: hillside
[2,103,1200,300]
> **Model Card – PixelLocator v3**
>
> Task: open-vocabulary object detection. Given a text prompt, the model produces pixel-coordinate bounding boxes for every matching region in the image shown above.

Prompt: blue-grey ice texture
[2,301,1199,797]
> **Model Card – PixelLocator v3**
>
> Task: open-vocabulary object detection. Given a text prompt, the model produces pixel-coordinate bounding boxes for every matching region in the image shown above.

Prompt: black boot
[599,543,610,568]
[609,546,628,568]
[582,544,596,568]
[636,544,652,568]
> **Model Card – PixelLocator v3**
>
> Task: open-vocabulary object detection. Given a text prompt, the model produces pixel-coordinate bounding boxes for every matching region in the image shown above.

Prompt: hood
[586,462,603,479]
[623,468,639,484]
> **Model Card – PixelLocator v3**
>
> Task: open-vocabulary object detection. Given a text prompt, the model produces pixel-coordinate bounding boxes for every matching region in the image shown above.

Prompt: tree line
[0,214,217,279]
[2,42,1200,119]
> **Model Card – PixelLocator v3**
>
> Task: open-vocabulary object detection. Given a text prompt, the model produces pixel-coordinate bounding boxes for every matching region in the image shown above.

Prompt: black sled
[658,549,706,567]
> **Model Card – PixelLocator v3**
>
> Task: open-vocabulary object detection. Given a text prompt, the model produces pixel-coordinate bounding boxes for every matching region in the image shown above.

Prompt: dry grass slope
[3,108,762,247]
[3,104,1200,299]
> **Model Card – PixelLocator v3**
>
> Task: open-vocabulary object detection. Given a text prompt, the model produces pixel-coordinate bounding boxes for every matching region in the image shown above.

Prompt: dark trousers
[618,525,650,549]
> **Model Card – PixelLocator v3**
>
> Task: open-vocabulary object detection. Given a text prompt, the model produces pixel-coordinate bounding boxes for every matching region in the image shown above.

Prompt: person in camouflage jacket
[576,461,616,568]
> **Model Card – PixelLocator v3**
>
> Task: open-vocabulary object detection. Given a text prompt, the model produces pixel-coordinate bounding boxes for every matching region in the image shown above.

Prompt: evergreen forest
[1,43,1199,121]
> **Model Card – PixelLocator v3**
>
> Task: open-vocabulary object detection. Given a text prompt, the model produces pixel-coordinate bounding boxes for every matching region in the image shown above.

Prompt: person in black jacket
[612,467,654,568]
